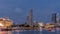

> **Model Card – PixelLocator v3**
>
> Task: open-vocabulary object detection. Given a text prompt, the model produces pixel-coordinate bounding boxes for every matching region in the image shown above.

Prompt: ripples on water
[0,30,60,34]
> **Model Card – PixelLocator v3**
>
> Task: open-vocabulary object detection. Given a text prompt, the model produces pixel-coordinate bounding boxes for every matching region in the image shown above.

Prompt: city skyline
[0,0,60,24]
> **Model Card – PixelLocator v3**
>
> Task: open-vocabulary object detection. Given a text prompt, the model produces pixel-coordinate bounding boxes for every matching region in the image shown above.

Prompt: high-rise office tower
[27,9,33,26]
[52,13,59,24]
[52,13,57,23]
[56,13,59,24]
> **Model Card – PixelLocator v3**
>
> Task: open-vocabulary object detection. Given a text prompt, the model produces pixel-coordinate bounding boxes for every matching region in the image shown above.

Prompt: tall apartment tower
[52,13,59,24]
[27,9,33,26]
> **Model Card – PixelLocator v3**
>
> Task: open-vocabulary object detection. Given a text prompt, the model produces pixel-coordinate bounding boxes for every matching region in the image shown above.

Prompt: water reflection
[0,30,60,34]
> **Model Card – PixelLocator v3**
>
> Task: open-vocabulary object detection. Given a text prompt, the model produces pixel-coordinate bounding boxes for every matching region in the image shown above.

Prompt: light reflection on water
[0,30,60,34]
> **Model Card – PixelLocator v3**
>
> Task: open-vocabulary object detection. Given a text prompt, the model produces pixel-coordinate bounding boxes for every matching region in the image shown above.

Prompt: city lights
[0,23,4,26]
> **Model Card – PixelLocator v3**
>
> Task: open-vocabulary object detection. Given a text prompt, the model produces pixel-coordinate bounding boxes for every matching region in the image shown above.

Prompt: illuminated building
[0,18,13,28]
[45,23,55,29]
[38,22,44,31]
[38,22,44,27]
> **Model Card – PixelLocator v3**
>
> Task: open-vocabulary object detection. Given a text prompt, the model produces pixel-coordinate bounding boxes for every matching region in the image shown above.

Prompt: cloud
[14,8,23,13]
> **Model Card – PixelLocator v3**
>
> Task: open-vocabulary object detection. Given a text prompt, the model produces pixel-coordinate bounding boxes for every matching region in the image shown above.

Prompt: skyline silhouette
[0,0,60,24]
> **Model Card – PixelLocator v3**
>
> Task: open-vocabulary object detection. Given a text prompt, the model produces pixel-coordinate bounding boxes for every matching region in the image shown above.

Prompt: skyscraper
[52,13,59,24]
[27,9,33,26]
[52,13,57,23]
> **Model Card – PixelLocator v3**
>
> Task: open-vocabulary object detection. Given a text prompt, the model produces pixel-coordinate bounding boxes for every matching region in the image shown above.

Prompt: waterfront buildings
[0,18,13,28]
[0,10,60,31]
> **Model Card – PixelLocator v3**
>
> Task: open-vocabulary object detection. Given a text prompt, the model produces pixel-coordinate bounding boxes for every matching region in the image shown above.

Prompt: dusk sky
[0,0,60,24]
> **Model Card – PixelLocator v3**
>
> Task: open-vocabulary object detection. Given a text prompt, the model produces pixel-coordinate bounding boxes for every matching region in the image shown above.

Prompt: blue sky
[0,0,60,24]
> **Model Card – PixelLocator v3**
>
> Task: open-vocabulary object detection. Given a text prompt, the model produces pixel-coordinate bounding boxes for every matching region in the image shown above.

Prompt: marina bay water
[0,30,60,34]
